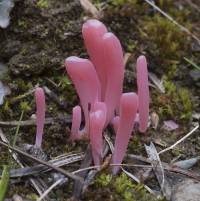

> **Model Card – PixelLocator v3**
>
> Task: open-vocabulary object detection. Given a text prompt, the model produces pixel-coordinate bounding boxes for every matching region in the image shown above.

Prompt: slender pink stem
[136,56,149,133]
[89,102,106,167]
[82,19,107,99]
[112,93,138,174]
[103,32,124,125]
[70,105,82,141]
[35,87,45,148]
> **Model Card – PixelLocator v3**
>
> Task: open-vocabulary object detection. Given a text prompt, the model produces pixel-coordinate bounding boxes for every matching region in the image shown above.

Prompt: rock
[12,194,23,201]
[0,81,11,105]
[190,69,200,82]
[171,179,200,201]
[0,0,14,28]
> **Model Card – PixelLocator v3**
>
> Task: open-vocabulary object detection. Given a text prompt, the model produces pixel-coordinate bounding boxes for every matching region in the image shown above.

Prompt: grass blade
[184,57,200,71]
[0,165,9,201]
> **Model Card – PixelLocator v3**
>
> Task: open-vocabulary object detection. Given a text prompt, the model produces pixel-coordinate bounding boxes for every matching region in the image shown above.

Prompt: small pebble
[171,179,200,201]
[12,194,23,201]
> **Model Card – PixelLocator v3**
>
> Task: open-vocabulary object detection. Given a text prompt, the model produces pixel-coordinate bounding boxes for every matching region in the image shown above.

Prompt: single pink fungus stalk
[65,56,101,135]
[35,87,45,148]
[70,105,82,141]
[82,19,107,99]
[103,32,124,124]
[89,102,106,167]
[136,56,149,133]
[112,93,138,174]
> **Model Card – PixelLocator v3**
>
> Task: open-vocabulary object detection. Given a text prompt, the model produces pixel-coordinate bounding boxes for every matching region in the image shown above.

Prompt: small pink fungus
[112,93,138,174]
[136,55,149,133]
[35,87,45,148]
[89,102,107,167]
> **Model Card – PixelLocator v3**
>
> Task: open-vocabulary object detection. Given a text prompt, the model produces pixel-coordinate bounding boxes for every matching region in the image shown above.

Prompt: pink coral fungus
[136,56,149,133]
[35,87,45,148]
[89,102,106,167]
[112,93,138,174]
[102,32,124,125]
[82,19,107,99]
[65,19,149,174]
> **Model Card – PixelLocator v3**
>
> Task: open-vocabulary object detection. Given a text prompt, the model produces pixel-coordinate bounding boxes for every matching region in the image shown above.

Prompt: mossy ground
[0,0,199,200]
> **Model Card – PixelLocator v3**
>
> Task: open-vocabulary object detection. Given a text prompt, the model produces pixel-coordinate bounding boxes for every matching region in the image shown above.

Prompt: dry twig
[43,86,67,109]
[184,0,200,13]
[159,124,199,155]
[37,178,67,201]
[0,116,72,127]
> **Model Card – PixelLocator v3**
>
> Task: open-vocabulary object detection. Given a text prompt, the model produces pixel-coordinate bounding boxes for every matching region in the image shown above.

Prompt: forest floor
[0,0,200,201]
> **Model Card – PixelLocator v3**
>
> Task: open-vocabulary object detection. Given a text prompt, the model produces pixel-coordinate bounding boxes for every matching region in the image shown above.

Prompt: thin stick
[122,168,155,195]
[43,86,67,109]
[72,164,152,174]
[10,87,37,104]
[144,0,200,44]
[184,0,200,13]
[12,110,24,146]
[159,125,199,155]
[37,178,67,201]
[0,141,83,182]
[0,117,72,127]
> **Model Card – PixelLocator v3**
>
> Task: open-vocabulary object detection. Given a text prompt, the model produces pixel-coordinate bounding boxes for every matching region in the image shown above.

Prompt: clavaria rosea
[35,87,45,148]
[65,19,149,174]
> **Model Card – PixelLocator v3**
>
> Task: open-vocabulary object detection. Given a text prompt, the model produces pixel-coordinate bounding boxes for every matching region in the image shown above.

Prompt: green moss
[164,79,176,94]
[178,88,193,120]
[3,101,9,112]
[36,0,49,9]
[20,101,31,112]
[155,0,191,23]
[13,79,33,93]
[26,193,38,200]
[143,15,185,58]
[127,39,136,52]
[92,173,165,201]
[128,135,143,155]
[114,173,134,194]
[17,20,28,29]
[155,79,193,121]
[54,75,77,109]
[113,174,165,201]
[96,173,112,187]
[142,15,188,76]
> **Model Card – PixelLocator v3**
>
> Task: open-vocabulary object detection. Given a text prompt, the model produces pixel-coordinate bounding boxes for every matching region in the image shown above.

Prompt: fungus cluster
[33,20,149,174]
[65,19,150,174]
